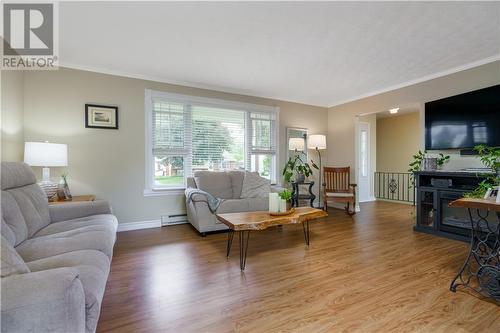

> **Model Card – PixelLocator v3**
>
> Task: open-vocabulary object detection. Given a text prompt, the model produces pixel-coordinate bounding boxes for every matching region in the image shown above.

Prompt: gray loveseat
[186,170,280,235]
[1,162,117,333]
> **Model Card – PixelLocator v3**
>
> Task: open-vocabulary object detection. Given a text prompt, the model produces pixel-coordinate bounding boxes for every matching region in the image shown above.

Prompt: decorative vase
[296,173,305,183]
[57,175,72,201]
[423,158,437,171]
[39,181,58,201]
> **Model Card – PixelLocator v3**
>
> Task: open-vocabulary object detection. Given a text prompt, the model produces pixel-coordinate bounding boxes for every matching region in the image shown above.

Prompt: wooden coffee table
[216,207,328,270]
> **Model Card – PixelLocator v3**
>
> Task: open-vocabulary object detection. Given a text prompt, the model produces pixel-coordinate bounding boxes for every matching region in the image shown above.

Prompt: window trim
[145,89,280,194]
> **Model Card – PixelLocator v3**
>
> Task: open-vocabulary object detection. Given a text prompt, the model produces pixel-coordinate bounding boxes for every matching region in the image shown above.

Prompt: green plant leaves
[278,189,293,201]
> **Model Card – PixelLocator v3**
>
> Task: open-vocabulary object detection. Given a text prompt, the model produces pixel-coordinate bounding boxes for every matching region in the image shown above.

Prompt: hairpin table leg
[302,221,310,245]
[239,231,251,270]
[226,230,234,258]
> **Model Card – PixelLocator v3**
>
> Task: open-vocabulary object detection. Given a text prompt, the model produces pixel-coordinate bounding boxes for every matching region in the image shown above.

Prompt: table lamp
[24,142,68,200]
[307,135,327,208]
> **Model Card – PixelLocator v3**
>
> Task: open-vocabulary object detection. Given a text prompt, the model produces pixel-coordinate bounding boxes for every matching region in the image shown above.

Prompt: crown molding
[327,54,500,108]
[60,54,500,109]
[58,61,327,108]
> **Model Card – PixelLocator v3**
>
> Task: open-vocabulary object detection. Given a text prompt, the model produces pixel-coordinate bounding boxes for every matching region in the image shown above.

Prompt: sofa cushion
[27,250,109,333]
[227,170,245,198]
[6,184,50,238]
[26,249,109,275]
[217,199,250,214]
[1,235,30,277]
[247,197,269,211]
[240,171,271,198]
[16,227,116,261]
[1,218,17,247]
[1,191,29,246]
[1,162,37,191]
[194,171,233,199]
[34,214,118,238]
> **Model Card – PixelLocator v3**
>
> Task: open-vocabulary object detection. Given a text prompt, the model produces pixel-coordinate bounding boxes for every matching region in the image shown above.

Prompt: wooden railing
[374,172,415,205]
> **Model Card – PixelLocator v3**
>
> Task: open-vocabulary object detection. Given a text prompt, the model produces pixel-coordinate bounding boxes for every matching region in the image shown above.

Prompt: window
[360,130,368,177]
[145,90,279,191]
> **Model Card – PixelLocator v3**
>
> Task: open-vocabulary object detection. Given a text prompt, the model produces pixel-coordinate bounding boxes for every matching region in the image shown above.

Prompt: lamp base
[38,181,58,201]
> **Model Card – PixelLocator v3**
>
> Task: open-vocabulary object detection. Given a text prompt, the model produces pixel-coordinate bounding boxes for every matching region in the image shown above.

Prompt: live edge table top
[449,198,500,212]
[216,207,328,231]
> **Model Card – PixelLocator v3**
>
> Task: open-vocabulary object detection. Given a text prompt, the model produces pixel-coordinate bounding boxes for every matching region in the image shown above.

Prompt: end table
[291,181,315,207]
[49,195,96,205]
[449,198,500,302]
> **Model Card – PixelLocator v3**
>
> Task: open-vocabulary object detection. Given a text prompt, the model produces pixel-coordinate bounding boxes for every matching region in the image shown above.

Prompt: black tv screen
[425,85,500,150]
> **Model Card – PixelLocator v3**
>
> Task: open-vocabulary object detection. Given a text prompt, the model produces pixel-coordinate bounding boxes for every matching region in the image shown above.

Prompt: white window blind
[146,90,278,189]
[152,101,187,155]
[192,105,246,172]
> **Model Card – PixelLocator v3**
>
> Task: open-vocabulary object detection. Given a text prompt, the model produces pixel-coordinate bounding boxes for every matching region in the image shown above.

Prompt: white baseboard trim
[117,219,161,232]
[359,196,376,203]
[375,198,415,206]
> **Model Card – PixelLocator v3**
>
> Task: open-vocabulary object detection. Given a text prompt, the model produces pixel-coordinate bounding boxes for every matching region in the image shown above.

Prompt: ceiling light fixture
[389,108,399,114]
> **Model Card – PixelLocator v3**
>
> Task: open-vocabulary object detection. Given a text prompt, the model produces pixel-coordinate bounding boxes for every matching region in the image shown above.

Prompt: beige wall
[327,60,500,181]
[22,68,328,224]
[376,112,420,173]
[1,70,24,162]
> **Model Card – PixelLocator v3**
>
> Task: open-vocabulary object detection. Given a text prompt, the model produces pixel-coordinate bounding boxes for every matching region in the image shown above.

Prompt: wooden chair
[323,167,357,215]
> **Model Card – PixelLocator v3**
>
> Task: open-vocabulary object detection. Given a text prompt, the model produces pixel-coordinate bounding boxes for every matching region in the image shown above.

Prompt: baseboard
[358,196,376,203]
[117,219,161,232]
[375,198,415,206]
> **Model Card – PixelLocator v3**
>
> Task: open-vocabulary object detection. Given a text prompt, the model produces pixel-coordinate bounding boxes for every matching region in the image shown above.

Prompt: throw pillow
[240,171,271,198]
[1,235,30,277]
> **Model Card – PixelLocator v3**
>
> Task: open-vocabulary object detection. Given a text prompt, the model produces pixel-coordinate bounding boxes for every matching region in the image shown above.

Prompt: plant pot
[296,173,305,183]
[286,200,292,211]
[423,158,437,171]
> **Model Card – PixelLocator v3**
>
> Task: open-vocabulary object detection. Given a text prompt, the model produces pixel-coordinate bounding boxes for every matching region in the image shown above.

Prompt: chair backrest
[323,167,351,193]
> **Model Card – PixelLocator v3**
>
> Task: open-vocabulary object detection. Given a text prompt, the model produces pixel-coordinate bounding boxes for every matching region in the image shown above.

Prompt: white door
[358,122,371,202]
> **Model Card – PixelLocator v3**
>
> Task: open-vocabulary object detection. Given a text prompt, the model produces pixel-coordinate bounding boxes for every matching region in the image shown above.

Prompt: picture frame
[85,104,118,129]
[483,186,499,201]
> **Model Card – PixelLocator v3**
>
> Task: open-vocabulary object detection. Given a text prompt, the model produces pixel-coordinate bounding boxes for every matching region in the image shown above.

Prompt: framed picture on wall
[85,104,119,129]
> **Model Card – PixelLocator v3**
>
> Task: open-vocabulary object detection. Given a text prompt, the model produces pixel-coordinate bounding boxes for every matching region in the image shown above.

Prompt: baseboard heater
[161,214,188,226]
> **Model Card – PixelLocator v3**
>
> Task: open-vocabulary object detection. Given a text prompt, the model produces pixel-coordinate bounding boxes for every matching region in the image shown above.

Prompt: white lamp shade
[24,142,68,167]
[308,134,327,150]
[289,137,305,151]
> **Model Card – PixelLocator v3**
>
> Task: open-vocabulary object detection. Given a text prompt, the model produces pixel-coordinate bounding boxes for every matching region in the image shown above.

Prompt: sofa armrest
[1,268,86,333]
[49,200,112,223]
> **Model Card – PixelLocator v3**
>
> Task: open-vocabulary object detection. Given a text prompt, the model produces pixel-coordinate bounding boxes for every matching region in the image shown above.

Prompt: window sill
[143,188,185,197]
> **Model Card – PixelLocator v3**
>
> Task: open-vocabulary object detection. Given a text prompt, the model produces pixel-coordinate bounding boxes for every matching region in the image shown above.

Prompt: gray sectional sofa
[186,170,279,235]
[1,162,117,333]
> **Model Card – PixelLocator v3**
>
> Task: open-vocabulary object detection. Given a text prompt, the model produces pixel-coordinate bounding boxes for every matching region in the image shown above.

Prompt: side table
[49,195,96,205]
[291,181,315,207]
[449,198,500,302]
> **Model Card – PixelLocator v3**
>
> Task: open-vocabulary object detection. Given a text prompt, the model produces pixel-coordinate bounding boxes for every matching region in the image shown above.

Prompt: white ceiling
[59,2,500,107]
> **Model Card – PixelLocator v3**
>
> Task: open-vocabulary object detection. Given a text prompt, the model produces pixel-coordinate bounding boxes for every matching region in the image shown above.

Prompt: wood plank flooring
[97,201,499,333]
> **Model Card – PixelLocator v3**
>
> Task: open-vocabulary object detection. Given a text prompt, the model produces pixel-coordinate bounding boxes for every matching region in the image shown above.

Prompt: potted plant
[278,189,293,212]
[464,145,500,198]
[408,150,450,186]
[283,154,318,184]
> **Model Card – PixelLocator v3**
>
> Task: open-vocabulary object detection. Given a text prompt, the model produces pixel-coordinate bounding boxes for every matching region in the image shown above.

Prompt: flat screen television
[425,84,500,150]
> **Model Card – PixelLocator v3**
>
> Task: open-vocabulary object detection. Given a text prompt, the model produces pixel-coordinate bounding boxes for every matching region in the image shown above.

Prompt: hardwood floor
[97,201,499,333]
